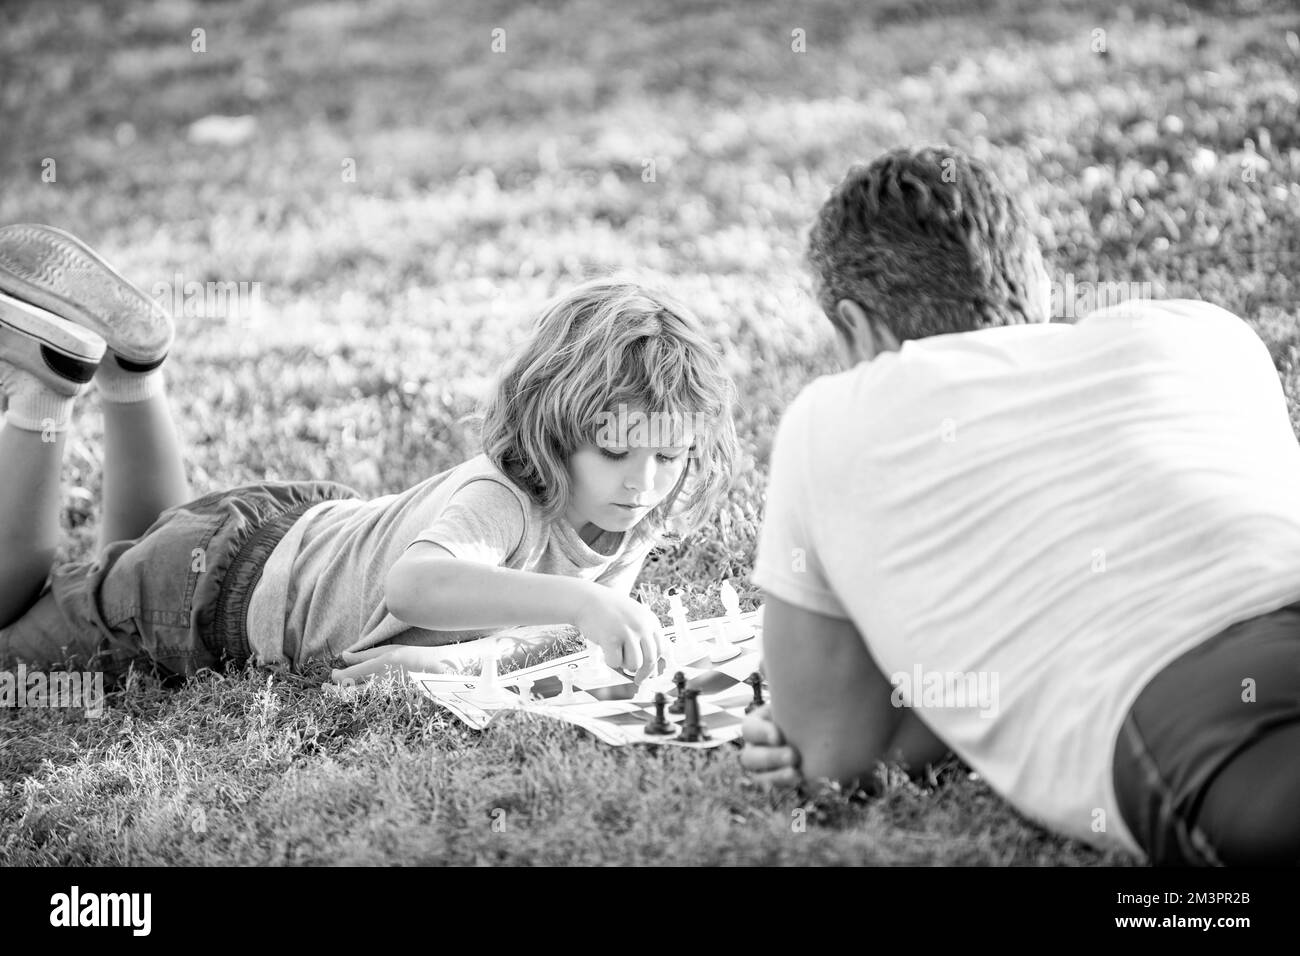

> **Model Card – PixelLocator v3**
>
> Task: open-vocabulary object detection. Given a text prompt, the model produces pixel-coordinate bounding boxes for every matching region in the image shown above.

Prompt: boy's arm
[386,542,663,679]
[386,542,597,631]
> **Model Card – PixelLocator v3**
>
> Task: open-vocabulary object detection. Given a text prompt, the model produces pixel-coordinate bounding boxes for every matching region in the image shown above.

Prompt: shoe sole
[0,290,106,396]
[0,224,173,367]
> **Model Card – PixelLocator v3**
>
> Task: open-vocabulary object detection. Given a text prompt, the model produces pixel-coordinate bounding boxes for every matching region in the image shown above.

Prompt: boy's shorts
[1112,599,1300,865]
[0,480,359,684]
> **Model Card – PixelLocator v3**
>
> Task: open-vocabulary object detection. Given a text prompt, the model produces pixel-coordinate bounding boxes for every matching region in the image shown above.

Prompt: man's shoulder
[1079,297,1246,330]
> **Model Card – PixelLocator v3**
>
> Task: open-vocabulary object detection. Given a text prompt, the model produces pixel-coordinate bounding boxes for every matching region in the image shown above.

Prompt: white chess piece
[708,619,740,663]
[669,592,701,662]
[473,640,516,705]
[559,667,576,704]
[514,676,535,703]
[634,667,675,702]
[659,632,679,675]
[719,579,754,643]
[575,641,609,683]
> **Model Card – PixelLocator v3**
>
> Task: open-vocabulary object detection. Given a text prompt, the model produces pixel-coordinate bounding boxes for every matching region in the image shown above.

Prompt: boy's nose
[624,461,654,492]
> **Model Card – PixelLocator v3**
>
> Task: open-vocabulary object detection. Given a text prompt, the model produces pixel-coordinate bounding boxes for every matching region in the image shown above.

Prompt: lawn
[1,0,1297,865]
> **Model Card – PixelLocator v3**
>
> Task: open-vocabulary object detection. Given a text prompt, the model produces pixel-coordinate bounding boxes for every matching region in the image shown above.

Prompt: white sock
[0,364,75,432]
[96,357,165,404]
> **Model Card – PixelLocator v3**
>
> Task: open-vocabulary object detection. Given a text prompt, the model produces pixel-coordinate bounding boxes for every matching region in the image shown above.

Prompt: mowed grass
[1,0,1298,865]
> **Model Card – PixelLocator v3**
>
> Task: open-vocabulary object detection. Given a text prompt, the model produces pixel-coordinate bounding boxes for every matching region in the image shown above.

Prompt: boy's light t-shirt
[246,454,651,669]
[752,300,1300,858]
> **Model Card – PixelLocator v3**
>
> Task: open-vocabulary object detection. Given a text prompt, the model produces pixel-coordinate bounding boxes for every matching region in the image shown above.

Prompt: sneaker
[0,224,173,370]
[0,290,106,397]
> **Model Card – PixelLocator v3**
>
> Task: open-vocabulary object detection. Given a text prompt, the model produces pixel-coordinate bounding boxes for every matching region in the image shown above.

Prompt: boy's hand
[328,644,455,685]
[740,702,803,789]
[573,586,664,683]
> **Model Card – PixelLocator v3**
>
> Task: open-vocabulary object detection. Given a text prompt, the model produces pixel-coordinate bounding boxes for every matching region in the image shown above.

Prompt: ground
[1,0,1297,864]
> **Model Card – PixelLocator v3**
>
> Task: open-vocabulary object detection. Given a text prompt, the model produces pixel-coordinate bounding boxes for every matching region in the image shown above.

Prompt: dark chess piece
[676,688,710,743]
[668,670,687,714]
[644,692,674,736]
[743,672,765,713]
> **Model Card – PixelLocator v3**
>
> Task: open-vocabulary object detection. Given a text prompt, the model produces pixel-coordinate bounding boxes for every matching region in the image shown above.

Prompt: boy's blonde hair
[481,276,738,544]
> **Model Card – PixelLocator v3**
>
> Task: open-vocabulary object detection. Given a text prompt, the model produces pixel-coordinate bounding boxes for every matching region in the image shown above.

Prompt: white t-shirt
[752,300,1300,857]
[246,454,651,669]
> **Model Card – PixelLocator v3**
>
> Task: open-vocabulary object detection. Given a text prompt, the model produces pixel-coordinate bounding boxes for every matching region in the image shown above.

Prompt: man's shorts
[1112,600,1300,865]
[0,480,359,684]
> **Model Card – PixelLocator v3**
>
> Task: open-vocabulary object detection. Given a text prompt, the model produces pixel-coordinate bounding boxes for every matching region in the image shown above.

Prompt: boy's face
[565,415,694,537]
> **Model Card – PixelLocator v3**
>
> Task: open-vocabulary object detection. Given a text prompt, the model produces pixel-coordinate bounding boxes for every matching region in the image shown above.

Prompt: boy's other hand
[573,585,664,683]
[328,644,454,685]
[740,702,803,789]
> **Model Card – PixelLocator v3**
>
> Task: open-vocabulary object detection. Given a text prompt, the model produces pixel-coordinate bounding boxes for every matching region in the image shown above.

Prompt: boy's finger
[634,631,659,683]
[329,664,371,684]
[339,646,395,664]
[331,657,404,683]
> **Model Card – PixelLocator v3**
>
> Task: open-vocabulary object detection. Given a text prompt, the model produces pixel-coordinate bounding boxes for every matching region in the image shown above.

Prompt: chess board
[411,610,765,749]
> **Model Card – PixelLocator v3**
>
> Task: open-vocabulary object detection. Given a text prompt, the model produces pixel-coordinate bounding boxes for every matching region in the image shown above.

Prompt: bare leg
[100,391,190,547]
[0,425,66,627]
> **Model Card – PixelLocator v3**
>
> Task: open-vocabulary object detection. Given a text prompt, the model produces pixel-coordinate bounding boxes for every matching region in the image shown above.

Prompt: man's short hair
[807,145,1049,341]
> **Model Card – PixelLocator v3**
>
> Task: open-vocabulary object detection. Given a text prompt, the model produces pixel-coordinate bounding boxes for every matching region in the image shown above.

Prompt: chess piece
[574,641,609,684]
[668,591,696,661]
[743,672,764,713]
[559,667,576,704]
[668,671,687,714]
[708,619,740,664]
[675,689,710,743]
[636,661,677,702]
[473,640,516,705]
[659,634,679,676]
[644,693,674,736]
[720,579,755,643]
[515,676,535,703]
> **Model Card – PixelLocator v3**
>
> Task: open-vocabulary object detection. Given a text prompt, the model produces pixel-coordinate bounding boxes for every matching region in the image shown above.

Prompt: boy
[0,226,737,686]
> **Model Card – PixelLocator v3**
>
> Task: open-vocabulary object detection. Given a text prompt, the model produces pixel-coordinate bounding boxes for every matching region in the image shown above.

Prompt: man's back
[757,299,1300,852]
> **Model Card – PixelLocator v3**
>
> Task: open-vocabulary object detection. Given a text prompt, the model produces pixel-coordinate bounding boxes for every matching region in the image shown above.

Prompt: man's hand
[739,702,803,789]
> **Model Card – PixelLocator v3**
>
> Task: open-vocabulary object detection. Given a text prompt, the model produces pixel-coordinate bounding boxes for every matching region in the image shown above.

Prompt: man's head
[806,145,1051,366]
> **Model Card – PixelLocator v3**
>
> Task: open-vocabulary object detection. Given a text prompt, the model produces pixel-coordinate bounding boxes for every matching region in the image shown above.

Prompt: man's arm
[763,594,947,787]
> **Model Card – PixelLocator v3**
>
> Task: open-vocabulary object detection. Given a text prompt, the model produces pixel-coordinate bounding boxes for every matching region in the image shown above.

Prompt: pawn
[644,692,674,736]
[515,676,535,703]
[676,688,710,743]
[743,672,765,713]
[668,671,687,714]
[708,619,740,664]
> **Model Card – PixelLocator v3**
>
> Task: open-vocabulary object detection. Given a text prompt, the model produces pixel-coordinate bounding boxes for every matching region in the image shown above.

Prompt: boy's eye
[598,447,686,464]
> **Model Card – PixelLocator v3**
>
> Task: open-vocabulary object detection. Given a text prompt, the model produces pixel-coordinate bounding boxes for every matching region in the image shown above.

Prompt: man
[741,145,1300,866]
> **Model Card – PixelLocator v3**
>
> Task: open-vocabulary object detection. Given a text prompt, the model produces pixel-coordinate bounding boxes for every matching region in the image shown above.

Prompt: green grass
[2,0,1298,865]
